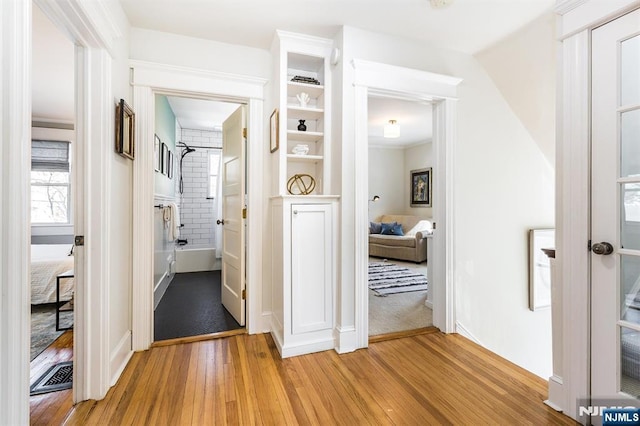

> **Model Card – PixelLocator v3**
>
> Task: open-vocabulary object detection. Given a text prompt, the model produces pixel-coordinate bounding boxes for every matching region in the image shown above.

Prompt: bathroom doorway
[152,95,246,342]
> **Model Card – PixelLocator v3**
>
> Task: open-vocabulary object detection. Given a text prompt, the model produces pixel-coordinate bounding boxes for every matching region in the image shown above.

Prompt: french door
[591,7,640,403]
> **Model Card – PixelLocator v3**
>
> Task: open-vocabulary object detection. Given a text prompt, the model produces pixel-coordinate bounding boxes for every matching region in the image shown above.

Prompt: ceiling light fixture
[384,120,400,139]
[430,0,453,9]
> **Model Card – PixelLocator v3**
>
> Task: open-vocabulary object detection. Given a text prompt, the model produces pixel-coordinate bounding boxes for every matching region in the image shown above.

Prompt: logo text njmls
[602,408,640,426]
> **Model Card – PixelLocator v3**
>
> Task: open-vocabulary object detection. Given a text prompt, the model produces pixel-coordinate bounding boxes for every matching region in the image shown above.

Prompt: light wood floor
[30,330,73,426]
[62,332,576,425]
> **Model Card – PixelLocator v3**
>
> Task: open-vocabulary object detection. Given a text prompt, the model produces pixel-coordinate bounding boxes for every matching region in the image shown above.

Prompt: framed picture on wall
[529,229,554,311]
[161,142,169,175]
[115,98,135,160]
[167,150,174,179]
[410,168,432,207]
[270,108,279,153]
[154,134,161,172]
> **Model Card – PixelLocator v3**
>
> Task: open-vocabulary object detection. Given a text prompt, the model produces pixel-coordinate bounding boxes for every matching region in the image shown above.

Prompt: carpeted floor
[368,289,432,336]
[154,271,242,341]
[31,304,73,361]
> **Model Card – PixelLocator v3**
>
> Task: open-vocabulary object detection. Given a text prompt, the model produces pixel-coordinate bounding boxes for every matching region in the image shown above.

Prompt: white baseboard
[110,331,133,387]
[334,325,358,354]
[455,321,482,345]
[260,312,272,334]
[424,300,433,309]
[153,271,173,309]
[545,375,564,412]
[279,338,335,358]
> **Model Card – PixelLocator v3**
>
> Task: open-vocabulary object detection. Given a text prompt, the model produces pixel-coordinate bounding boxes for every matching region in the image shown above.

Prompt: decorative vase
[297,120,307,131]
[296,92,310,107]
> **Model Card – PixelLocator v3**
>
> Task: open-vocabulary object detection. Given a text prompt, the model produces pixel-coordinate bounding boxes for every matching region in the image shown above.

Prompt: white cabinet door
[592,8,640,404]
[291,203,332,334]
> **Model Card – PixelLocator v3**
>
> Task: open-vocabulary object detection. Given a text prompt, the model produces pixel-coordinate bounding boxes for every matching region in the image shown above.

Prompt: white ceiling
[119,0,554,54]
[167,96,240,131]
[368,97,432,148]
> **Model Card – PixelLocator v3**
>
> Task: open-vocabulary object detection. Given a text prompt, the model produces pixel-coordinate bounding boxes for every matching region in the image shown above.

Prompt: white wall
[179,128,222,247]
[130,28,271,79]
[339,26,554,378]
[107,3,133,383]
[368,146,405,221]
[403,142,433,218]
[476,12,556,166]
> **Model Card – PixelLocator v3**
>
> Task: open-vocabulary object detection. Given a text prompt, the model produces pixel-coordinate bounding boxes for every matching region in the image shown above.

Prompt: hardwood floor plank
[55,331,576,426]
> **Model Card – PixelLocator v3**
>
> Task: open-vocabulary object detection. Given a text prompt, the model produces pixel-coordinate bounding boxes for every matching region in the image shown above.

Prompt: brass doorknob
[592,242,614,255]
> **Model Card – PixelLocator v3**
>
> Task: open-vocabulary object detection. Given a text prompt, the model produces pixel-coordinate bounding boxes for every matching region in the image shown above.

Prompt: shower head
[178,142,196,159]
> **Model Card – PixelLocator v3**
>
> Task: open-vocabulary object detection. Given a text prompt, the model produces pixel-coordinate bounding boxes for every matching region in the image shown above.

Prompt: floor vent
[30,361,72,395]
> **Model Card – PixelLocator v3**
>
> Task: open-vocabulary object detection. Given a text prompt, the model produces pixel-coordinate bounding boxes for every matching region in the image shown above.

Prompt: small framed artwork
[529,228,555,311]
[270,108,279,153]
[161,142,169,175]
[154,134,161,172]
[410,168,432,207]
[115,98,135,160]
[167,150,174,179]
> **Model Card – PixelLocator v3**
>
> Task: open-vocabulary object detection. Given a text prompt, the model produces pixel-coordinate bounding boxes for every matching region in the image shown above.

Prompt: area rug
[368,262,428,296]
[31,304,73,361]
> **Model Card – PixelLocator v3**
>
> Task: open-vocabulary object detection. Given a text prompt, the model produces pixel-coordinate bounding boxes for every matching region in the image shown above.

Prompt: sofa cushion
[381,223,404,236]
[369,222,382,234]
[377,215,430,234]
[369,234,416,248]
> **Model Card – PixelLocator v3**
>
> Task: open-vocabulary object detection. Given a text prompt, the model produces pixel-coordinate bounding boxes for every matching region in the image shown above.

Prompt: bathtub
[175,245,220,273]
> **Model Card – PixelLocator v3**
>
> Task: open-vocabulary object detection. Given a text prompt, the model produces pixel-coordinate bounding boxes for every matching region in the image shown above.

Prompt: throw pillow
[369,222,382,234]
[381,222,403,235]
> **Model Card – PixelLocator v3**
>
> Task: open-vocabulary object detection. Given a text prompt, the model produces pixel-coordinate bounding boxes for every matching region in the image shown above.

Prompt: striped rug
[368,262,428,296]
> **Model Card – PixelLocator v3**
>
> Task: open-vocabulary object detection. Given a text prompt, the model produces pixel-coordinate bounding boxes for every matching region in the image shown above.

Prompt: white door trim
[35,0,123,402]
[130,61,266,350]
[0,1,32,423]
[351,59,461,348]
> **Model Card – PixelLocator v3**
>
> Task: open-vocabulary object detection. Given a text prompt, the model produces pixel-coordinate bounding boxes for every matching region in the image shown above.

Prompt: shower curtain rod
[178,143,222,150]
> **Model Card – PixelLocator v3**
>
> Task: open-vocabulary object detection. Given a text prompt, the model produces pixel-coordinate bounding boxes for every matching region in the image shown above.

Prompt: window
[31,140,71,224]
[208,151,221,198]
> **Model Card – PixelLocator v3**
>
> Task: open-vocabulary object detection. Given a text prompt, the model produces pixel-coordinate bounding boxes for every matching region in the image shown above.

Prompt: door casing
[130,62,267,350]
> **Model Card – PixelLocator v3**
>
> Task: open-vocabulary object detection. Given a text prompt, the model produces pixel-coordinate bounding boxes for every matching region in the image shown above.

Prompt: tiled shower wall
[178,128,222,247]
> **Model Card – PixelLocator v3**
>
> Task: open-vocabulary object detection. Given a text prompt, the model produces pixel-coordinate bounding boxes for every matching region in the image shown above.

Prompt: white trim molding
[130,61,267,351]
[0,1,32,424]
[350,60,461,349]
[555,28,591,421]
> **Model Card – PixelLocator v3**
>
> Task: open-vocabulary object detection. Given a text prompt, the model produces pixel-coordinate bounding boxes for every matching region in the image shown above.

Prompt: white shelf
[287,130,323,143]
[287,81,324,98]
[287,106,324,121]
[287,154,323,162]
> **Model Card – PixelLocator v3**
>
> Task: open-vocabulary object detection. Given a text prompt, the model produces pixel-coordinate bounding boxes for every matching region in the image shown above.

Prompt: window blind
[31,140,70,171]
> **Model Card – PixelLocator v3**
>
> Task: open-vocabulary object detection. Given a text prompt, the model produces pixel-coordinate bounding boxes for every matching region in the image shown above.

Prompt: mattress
[31,244,74,304]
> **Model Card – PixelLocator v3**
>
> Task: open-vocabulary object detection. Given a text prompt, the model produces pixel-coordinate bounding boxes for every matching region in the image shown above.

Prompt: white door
[592,8,640,403]
[220,106,246,326]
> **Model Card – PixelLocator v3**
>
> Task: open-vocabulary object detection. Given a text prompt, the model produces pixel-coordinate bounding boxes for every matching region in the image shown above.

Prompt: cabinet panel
[291,203,332,334]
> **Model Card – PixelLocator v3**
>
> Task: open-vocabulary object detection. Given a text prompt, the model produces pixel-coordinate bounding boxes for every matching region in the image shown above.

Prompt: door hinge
[588,239,592,252]
[242,207,247,219]
[242,289,246,300]
[242,128,247,139]
[432,222,436,230]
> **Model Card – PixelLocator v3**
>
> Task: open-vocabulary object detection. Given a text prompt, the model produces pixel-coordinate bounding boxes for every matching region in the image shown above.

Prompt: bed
[31,244,74,305]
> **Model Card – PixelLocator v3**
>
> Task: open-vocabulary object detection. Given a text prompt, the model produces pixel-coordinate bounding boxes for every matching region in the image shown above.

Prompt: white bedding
[31,244,74,304]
